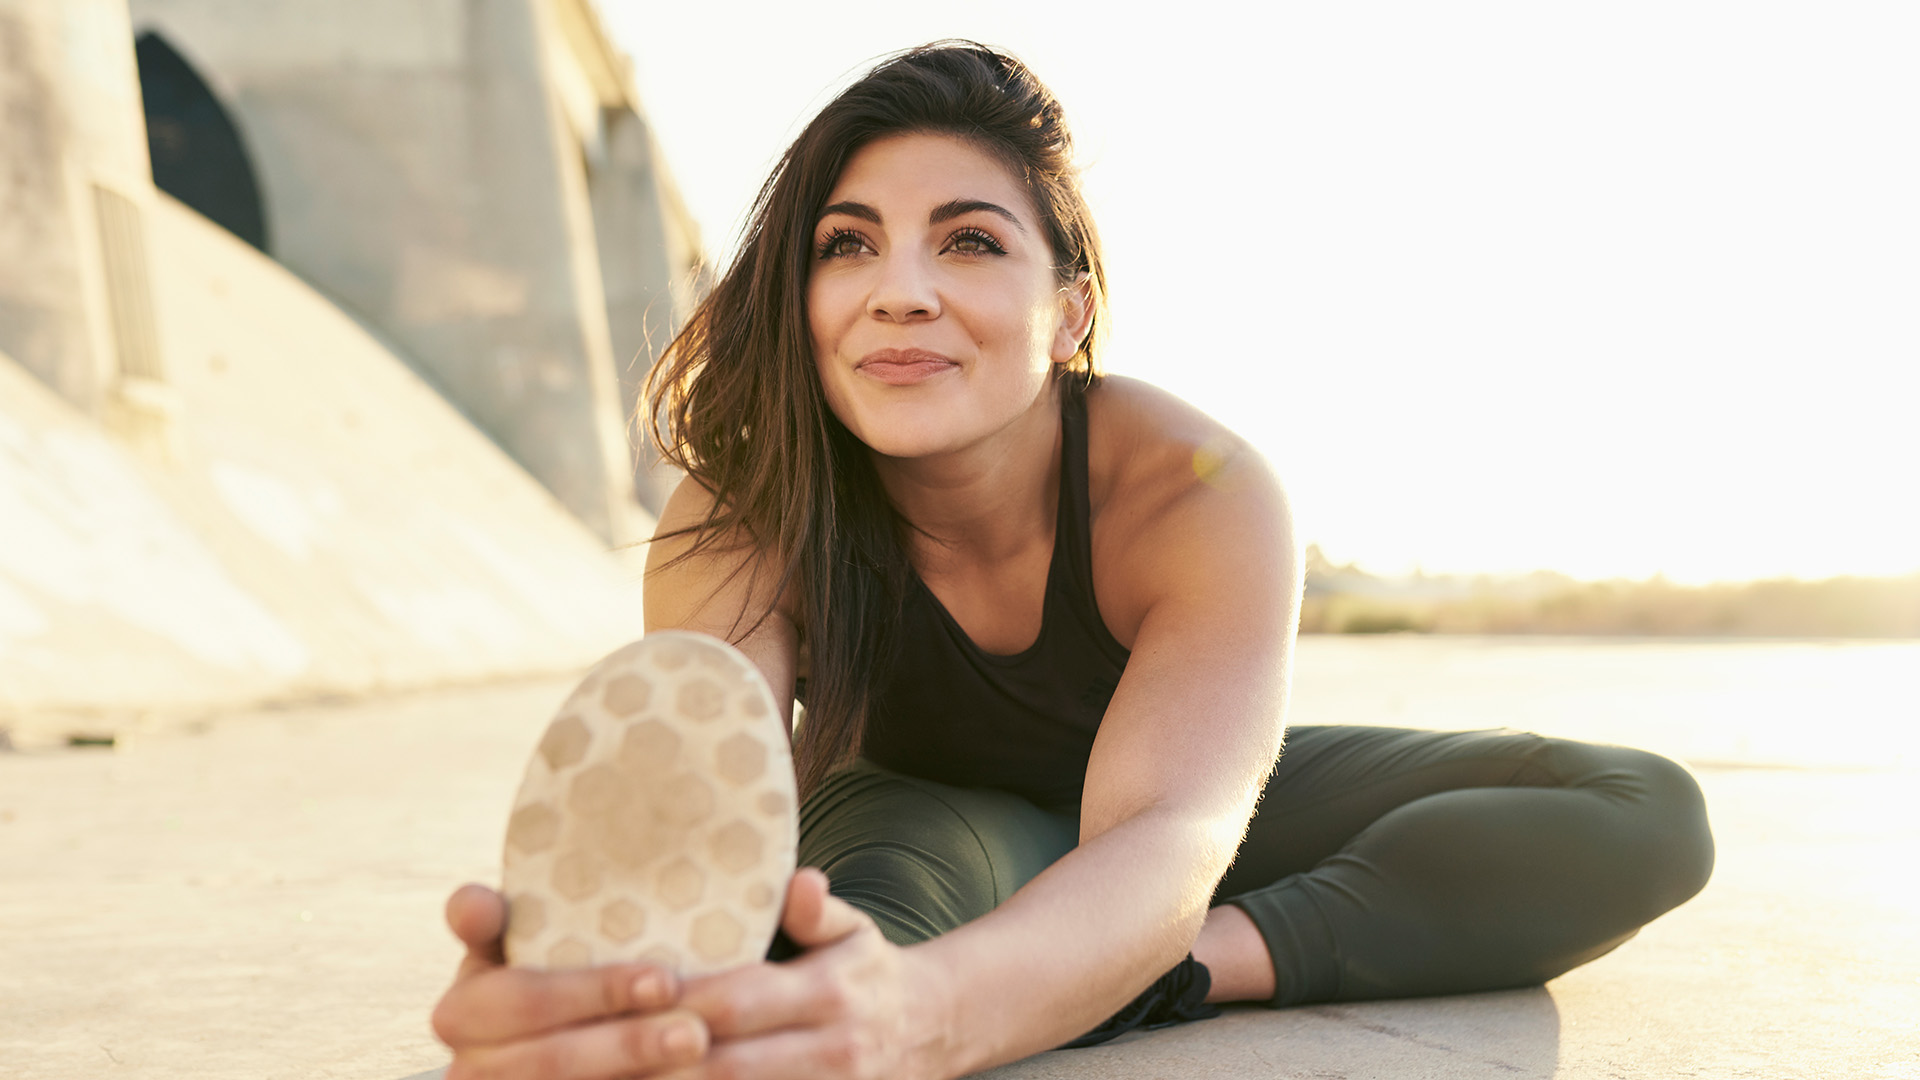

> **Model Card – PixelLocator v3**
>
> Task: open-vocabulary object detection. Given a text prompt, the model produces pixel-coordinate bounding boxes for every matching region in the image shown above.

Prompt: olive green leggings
[798,726,1715,1006]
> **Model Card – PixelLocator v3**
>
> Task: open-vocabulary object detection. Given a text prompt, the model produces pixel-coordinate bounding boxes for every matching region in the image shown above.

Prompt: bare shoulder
[645,477,797,666]
[1084,376,1297,646]
[1085,375,1290,541]
[645,474,726,595]
[653,471,722,533]
[1084,373,1227,439]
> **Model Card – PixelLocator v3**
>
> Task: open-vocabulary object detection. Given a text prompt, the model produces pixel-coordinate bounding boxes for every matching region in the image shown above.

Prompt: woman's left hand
[669,867,950,1080]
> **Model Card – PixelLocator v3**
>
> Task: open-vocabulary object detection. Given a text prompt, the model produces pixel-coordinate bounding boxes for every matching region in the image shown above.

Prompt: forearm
[901,803,1243,1078]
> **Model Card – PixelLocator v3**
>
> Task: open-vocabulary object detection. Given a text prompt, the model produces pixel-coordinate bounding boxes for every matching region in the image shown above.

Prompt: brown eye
[816,229,868,259]
[946,228,1006,256]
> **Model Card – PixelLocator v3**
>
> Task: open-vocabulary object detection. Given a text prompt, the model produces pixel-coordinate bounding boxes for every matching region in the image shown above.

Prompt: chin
[823,377,1053,462]
[824,389,945,457]
[841,418,958,460]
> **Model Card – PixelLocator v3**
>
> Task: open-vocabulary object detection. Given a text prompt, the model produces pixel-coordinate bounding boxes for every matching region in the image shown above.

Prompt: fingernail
[632,970,674,1006]
[663,1020,700,1057]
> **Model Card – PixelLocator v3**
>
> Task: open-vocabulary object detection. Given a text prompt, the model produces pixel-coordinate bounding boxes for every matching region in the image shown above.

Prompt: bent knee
[1550,740,1715,916]
[1615,747,1716,916]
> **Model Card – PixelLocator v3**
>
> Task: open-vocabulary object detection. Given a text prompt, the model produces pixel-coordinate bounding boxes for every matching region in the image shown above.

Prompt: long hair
[644,41,1109,798]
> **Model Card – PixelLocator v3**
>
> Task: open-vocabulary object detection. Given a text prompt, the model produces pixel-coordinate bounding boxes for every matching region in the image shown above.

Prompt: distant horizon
[1303,544,1920,589]
[1302,545,1920,638]
[1313,553,1920,588]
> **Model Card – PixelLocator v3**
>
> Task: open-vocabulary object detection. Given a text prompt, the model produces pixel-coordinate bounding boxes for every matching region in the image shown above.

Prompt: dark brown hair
[644,41,1108,797]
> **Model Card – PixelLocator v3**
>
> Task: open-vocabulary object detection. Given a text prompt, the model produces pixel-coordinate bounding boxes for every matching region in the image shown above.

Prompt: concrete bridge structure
[0,0,699,733]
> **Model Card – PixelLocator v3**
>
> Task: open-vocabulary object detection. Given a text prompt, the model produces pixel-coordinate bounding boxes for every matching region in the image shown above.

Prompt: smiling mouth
[856,348,958,386]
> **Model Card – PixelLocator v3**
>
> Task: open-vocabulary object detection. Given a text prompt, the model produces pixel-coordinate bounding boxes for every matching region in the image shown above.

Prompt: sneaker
[1059,954,1222,1049]
[499,631,798,975]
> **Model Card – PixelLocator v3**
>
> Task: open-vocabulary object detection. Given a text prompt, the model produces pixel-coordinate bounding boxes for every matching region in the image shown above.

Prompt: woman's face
[807,132,1089,462]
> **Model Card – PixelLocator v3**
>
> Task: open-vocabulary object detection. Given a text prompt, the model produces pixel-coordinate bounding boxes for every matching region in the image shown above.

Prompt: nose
[866,250,940,323]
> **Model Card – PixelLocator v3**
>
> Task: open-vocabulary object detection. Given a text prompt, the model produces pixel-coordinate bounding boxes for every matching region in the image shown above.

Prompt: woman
[433,42,1714,1079]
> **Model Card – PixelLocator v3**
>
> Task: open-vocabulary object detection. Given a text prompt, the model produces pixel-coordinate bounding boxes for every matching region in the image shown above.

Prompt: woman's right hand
[431,884,713,1080]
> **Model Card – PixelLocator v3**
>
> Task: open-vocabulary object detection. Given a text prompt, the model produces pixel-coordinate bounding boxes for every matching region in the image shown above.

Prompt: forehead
[822,132,1037,220]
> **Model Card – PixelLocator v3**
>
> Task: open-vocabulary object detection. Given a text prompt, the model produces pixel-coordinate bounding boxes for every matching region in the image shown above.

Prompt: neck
[871,384,1063,567]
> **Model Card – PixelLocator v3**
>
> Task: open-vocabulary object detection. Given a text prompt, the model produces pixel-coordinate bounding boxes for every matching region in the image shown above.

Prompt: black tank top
[859,385,1131,812]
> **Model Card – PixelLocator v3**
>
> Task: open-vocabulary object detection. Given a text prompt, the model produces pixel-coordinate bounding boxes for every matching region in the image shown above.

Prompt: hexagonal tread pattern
[500,631,798,975]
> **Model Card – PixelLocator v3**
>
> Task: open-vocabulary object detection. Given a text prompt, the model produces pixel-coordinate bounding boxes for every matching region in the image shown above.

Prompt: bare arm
[643,477,801,729]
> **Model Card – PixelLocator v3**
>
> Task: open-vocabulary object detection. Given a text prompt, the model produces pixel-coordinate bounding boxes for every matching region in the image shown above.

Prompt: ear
[1049,273,1096,365]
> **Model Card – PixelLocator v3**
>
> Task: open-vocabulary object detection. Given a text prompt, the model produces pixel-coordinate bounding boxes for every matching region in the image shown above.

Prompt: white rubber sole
[499,631,797,975]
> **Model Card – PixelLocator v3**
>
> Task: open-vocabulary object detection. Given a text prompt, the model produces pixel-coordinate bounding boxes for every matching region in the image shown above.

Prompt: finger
[447,884,508,977]
[780,868,868,950]
[698,1025,882,1080]
[674,870,884,1038]
[434,963,680,1048]
[678,961,834,1040]
[455,1007,709,1080]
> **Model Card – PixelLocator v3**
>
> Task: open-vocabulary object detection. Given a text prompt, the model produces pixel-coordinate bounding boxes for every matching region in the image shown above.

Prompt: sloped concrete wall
[0,193,649,741]
[0,0,156,414]
[128,0,646,545]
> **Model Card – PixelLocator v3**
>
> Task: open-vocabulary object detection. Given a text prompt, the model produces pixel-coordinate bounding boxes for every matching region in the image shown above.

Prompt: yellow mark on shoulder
[1191,436,1239,490]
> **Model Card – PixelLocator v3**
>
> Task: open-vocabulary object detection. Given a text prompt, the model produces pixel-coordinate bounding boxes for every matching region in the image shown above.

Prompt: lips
[856,348,958,386]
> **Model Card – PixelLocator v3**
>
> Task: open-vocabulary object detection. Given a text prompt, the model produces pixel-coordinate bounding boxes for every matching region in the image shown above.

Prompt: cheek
[805,280,829,349]
[807,339,854,428]
[803,282,848,416]
[809,277,869,359]
[1017,292,1062,364]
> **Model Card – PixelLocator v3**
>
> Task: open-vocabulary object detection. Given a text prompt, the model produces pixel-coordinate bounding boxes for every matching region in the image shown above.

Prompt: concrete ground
[4,663,1917,1079]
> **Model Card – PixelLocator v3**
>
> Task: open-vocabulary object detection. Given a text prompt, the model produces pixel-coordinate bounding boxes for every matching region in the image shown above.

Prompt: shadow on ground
[396,990,1560,1080]
[981,989,1561,1078]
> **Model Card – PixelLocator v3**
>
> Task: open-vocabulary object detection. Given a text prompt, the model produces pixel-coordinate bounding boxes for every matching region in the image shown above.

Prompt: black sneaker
[1060,954,1222,1049]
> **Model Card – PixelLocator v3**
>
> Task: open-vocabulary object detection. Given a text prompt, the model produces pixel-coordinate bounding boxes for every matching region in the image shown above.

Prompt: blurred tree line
[1299,546,1920,637]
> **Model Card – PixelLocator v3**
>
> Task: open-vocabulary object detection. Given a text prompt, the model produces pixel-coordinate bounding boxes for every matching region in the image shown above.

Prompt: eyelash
[816,227,866,260]
[945,227,1006,256]
[812,226,1009,260]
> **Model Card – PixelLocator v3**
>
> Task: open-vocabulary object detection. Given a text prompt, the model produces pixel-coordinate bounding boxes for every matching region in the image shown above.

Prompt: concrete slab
[2,641,1916,1079]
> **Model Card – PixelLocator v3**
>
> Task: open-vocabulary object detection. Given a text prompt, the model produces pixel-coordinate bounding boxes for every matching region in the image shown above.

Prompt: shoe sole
[499,631,797,974]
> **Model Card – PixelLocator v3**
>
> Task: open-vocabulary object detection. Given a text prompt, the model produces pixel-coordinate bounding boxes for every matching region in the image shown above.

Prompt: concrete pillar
[0,0,170,447]
[129,0,645,544]
[588,106,701,516]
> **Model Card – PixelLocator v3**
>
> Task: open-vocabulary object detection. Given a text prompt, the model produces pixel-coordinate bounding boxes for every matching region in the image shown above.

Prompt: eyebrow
[931,199,1026,231]
[816,199,1028,232]
[818,201,881,225]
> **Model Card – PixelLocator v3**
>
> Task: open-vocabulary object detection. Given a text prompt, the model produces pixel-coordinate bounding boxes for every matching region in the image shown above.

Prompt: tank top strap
[1051,381,1131,668]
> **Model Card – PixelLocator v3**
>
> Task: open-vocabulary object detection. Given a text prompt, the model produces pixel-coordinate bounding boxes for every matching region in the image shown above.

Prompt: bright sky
[600,1,1919,584]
